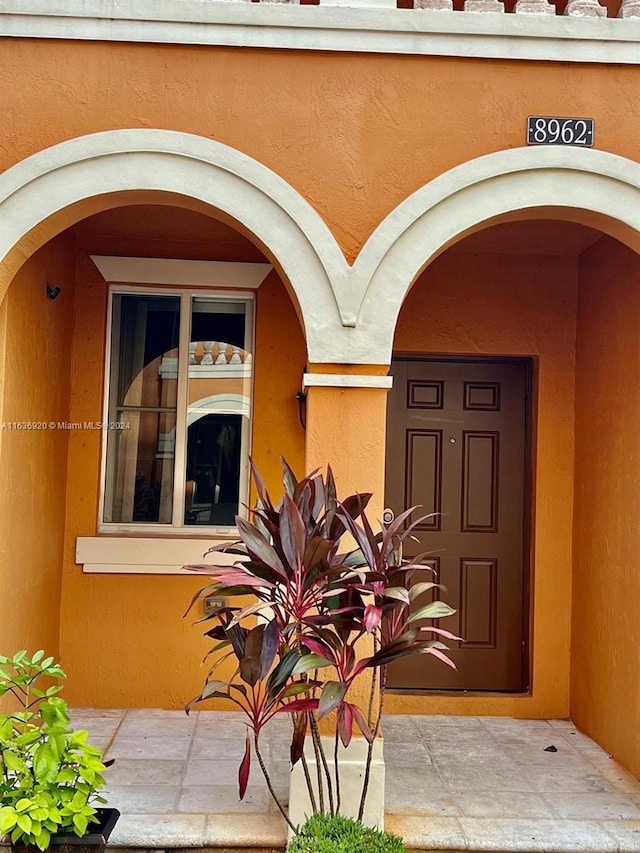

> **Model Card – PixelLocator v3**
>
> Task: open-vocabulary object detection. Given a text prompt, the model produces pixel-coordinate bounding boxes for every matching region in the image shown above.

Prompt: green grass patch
[287,814,406,853]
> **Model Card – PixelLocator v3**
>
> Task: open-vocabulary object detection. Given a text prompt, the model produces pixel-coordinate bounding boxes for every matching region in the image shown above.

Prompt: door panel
[385,359,529,692]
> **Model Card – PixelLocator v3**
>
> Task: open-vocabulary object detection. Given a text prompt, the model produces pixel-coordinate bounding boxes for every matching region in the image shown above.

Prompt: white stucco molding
[91,256,272,289]
[303,373,393,389]
[0,129,353,362]
[350,146,640,363]
[4,134,640,368]
[76,536,240,574]
[2,1,640,64]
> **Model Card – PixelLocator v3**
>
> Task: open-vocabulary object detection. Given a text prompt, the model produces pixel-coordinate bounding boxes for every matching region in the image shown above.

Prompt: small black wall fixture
[46,284,61,300]
[295,390,307,430]
[296,367,308,429]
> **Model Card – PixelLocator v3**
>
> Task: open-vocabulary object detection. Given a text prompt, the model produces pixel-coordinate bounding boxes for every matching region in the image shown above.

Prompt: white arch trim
[347,146,640,364]
[0,129,351,362]
[186,394,250,424]
[3,135,640,365]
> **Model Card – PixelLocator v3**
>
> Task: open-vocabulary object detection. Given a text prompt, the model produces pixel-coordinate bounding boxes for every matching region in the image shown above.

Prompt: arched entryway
[0,150,311,708]
[380,212,640,783]
[350,146,640,364]
[0,129,351,362]
[2,135,639,779]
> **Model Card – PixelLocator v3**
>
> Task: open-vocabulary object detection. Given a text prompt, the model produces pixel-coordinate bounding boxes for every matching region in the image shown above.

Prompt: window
[101,289,253,532]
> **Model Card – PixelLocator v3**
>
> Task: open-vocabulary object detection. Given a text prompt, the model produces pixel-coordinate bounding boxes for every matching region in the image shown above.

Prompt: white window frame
[98,284,255,536]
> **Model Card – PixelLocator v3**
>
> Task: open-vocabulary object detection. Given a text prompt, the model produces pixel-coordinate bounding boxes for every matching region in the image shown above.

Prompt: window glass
[103,292,252,529]
[184,299,251,526]
[104,295,179,523]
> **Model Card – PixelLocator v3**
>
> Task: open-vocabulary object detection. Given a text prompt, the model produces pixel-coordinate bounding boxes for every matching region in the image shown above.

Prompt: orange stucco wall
[3,40,640,265]
[0,233,76,661]
[0,297,7,452]
[305,382,389,718]
[56,241,305,708]
[252,272,306,492]
[572,237,640,779]
[1,34,639,756]
[384,250,578,718]
[306,385,388,510]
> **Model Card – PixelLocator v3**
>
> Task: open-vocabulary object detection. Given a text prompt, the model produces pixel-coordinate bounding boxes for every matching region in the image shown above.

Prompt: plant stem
[333,730,341,815]
[253,732,296,833]
[308,714,326,813]
[0,746,9,785]
[373,665,387,742]
[366,635,380,728]
[300,753,318,815]
[23,678,30,735]
[291,711,318,816]
[357,664,387,822]
[295,627,319,815]
[306,667,326,814]
[310,712,334,815]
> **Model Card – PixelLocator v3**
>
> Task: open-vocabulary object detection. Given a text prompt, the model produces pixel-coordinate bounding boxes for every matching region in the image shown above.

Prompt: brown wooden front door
[385,358,529,692]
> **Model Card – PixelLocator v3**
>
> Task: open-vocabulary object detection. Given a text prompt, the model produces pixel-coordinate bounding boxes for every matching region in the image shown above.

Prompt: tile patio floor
[67,710,640,852]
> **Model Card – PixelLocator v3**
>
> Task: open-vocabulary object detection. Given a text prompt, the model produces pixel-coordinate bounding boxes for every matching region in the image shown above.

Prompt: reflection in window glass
[103,292,252,528]
[184,298,250,526]
[185,414,242,526]
[109,411,177,523]
[104,295,179,523]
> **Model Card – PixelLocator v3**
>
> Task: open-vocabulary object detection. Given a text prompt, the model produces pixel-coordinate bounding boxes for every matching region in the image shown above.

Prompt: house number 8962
[527,116,594,147]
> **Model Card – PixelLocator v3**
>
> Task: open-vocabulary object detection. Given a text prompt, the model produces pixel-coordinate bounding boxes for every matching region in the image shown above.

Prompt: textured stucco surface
[385,250,578,719]
[1,33,639,779]
[573,236,640,780]
[2,40,640,263]
[0,233,76,661]
[57,229,306,709]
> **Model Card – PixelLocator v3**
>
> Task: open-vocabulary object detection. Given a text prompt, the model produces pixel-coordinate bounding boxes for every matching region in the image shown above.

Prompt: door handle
[383,508,395,524]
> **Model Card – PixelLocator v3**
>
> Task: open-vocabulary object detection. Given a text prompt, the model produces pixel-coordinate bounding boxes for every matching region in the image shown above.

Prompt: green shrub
[287,814,406,853]
[0,651,109,850]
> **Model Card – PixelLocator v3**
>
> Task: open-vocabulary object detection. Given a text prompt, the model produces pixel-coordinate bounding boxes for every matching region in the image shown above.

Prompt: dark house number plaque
[527,116,594,147]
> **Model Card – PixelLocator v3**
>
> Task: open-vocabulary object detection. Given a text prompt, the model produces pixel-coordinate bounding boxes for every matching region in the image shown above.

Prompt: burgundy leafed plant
[184,459,459,827]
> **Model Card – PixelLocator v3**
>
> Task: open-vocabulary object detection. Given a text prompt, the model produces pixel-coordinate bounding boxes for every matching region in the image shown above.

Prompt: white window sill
[76,536,241,575]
